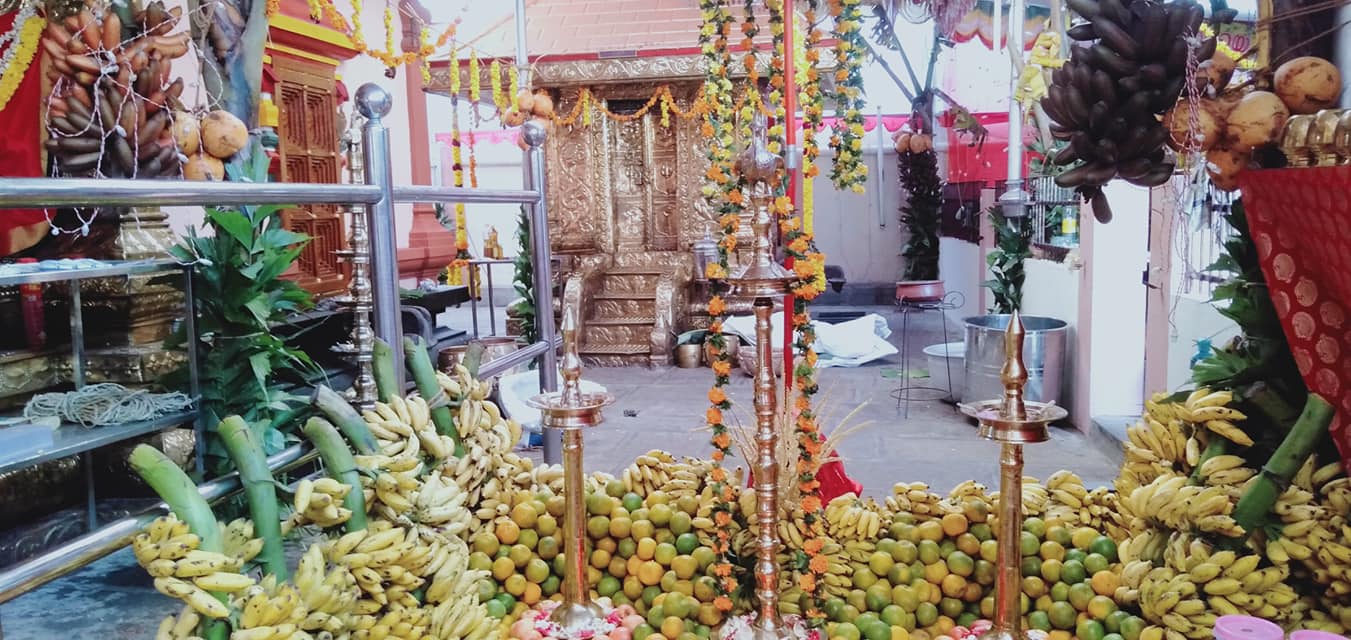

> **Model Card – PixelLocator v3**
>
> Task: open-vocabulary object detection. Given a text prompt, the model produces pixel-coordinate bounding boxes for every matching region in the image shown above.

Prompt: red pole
[782,1,799,388]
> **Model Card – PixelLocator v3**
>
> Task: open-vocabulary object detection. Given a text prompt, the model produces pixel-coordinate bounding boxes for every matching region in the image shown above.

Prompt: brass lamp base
[978,626,1039,640]
[960,400,1066,443]
[749,616,795,640]
[549,600,606,631]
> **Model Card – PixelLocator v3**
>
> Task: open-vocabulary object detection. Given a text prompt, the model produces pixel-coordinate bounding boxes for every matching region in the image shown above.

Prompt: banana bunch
[1119,471,1244,536]
[816,539,856,600]
[153,604,205,640]
[1119,397,1194,494]
[1044,0,1216,215]
[362,459,425,522]
[430,593,496,640]
[293,543,358,636]
[291,477,354,530]
[884,482,943,521]
[132,515,251,620]
[348,604,433,640]
[777,508,826,552]
[1040,470,1094,526]
[989,477,1052,524]
[618,450,715,500]
[1196,454,1258,499]
[220,518,266,568]
[1177,388,1253,447]
[327,523,423,609]
[408,471,473,536]
[1083,487,1130,539]
[363,395,457,462]
[824,493,889,541]
[231,575,310,640]
[1119,529,1171,565]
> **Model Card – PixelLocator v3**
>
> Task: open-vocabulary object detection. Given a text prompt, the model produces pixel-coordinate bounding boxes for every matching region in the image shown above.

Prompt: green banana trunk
[403,336,464,455]
[1230,394,1336,544]
[301,417,368,532]
[372,338,399,403]
[310,385,379,455]
[217,416,288,580]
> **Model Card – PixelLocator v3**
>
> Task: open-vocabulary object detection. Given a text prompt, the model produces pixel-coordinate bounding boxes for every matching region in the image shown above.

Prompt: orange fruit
[916,521,945,543]
[495,520,521,545]
[1091,570,1120,597]
[661,616,685,638]
[940,574,966,598]
[627,555,645,577]
[637,538,658,561]
[940,513,969,537]
[639,560,665,586]
[923,562,949,585]
[522,582,542,605]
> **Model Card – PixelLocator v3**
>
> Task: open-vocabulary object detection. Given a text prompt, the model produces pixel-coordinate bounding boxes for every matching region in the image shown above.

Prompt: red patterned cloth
[1238,168,1351,463]
[0,8,46,255]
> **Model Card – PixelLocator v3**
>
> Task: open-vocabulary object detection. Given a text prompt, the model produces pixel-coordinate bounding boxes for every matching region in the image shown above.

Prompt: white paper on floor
[499,370,610,434]
[721,312,897,368]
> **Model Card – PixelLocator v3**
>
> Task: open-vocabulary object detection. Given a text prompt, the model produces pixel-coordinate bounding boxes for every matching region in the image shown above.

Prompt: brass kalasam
[1281,115,1317,167]
[1306,110,1344,167]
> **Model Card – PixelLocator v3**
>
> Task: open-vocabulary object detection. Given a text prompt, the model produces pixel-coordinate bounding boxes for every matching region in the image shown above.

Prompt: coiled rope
[23,383,193,428]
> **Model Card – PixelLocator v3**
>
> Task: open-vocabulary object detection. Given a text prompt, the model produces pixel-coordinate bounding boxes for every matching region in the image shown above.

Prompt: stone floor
[0,305,1123,639]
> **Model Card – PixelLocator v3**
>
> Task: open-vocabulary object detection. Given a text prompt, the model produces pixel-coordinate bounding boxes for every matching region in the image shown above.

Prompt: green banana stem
[372,338,399,403]
[1190,439,1228,485]
[1244,382,1300,433]
[1230,394,1336,544]
[310,385,379,455]
[129,444,223,551]
[462,342,487,378]
[128,444,228,640]
[302,417,368,532]
[404,336,464,455]
[217,416,289,580]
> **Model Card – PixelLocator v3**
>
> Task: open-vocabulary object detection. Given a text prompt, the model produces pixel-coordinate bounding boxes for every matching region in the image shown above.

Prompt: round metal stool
[889,289,965,417]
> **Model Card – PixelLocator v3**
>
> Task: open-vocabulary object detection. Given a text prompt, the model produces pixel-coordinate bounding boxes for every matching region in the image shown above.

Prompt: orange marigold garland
[700,0,741,614]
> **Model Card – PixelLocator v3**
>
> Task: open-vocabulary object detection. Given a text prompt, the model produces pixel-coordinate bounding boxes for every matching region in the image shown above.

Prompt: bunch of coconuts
[892,129,935,155]
[43,0,192,178]
[504,89,555,149]
[1162,55,1341,191]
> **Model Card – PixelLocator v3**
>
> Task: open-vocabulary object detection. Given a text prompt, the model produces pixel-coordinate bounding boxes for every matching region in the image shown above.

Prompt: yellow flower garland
[0,14,42,114]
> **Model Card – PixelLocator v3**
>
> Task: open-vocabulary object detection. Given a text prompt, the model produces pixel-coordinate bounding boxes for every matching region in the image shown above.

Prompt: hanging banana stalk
[1228,394,1336,544]
[372,338,399,403]
[311,385,380,455]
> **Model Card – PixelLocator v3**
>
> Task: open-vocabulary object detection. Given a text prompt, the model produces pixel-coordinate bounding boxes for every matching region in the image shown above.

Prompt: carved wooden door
[274,56,348,296]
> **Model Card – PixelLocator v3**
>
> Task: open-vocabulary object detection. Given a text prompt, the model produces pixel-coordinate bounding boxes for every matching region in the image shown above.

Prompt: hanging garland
[0,1,41,115]
[699,0,739,616]
[827,0,868,192]
[280,0,460,70]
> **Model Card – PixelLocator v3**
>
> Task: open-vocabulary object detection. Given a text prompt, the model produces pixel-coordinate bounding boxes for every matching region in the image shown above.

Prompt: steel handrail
[392,185,540,205]
[0,178,383,209]
[0,443,317,604]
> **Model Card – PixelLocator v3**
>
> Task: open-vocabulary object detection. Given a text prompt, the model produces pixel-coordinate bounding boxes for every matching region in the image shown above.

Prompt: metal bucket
[962,315,1068,405]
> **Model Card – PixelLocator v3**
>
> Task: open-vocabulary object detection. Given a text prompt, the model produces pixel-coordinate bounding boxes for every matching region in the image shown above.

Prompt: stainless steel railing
[0,82,561,603]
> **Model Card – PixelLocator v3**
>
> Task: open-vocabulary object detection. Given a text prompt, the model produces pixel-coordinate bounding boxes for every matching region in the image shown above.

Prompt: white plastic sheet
[722,312,897,369]
[498,370,610,434]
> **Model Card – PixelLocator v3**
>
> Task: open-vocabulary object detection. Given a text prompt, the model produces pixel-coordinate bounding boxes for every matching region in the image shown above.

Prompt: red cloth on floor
[1238,168,1351,467]
[0,9,46,255]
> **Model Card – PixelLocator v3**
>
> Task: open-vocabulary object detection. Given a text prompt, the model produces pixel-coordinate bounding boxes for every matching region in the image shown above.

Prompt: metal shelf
[0,259,181,288]
[0,411,198,475]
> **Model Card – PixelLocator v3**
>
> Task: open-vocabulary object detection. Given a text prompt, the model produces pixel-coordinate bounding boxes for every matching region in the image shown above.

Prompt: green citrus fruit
[1084,553,1110,576]
[1028,610,1052,631]
[1060,559,1086,585]
[1048,601,1076,630]
[1023,517,1046,539]
[1077,619,1106,640]
[947,551,974,577]
[1020,531,1041,556]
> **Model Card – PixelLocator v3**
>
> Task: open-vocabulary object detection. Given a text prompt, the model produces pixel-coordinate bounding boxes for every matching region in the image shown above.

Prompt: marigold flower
[708,296,727,316]
[714,511,731,527]
[809,554,830,574]
[715,596,733,613]
[705,263,727,280]
[801,495,822,513]
[798,573,817,593]
[713,433,731,449]
[706,407,723,425]
[727,189,744,206]
[803,537,825,554]
[712,450,724,461]
[710,467,727,482]
[701,121,715,137]
[721,485,735,502]
[712,360,732,377]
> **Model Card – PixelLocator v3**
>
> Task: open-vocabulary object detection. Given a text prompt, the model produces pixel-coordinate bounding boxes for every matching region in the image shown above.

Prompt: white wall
[1021,257,1082,413]
[812,144,906,286]
[938,237,982,327]
[1165,296,1239,392]
[1086,182,1150,418]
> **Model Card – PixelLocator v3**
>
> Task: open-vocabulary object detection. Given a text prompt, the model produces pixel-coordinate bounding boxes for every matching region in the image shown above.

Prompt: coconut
[1202,51,1237,93]
[1163,100,1222,151]
[894,132,912,154]
[170,111,200,155]
[200,110,248,159]
[1275,56,1341,114]
[502,109,527,127]
[514,89,535,113]
[909,133,929,154]
[1205,145,1250,192]
[1225,91,1289,150]
[530,92,554,118]
[184,153,225,181]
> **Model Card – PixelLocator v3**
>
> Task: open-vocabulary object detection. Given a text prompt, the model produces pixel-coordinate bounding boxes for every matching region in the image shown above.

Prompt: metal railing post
[357,83,406,389]
[521,121,563,464]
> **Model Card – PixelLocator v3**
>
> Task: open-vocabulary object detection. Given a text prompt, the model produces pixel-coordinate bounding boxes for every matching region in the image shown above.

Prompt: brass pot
[737,344,783,378]
[438,337,523,374]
